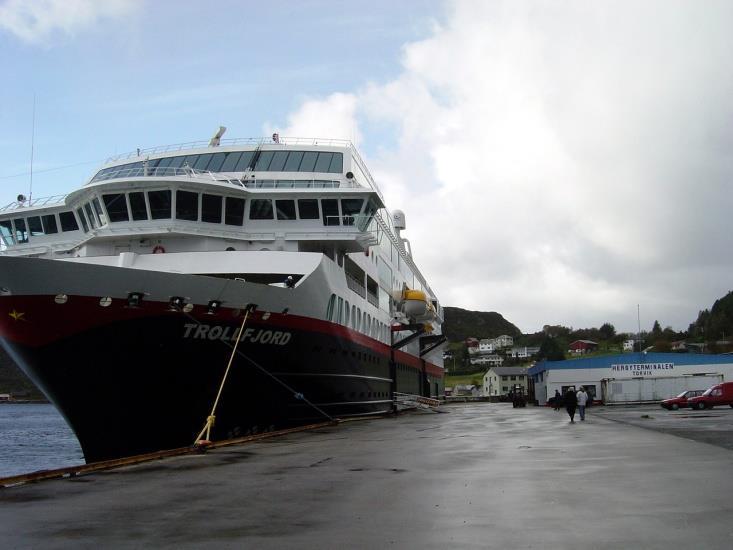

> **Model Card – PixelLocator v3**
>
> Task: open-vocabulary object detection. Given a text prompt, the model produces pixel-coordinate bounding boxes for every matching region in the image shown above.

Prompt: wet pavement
[2,402,733,549]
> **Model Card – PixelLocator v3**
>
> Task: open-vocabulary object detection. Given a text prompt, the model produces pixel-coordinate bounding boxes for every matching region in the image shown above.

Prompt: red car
[687,382,733,410]
[660,390,704,410]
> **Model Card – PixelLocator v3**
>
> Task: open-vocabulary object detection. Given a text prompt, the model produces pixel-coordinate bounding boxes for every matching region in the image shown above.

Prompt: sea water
[0,403,84,477]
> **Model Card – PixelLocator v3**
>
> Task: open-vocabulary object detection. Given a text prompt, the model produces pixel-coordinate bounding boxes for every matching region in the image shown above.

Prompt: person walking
[553,389,562,411]
[564,387,578,423]
[577,386,589,421]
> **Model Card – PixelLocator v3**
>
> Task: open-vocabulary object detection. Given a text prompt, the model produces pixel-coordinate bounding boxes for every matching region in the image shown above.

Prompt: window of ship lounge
[176,190,199,221]
[249,199,273,220]
[91,151,344,182]
[148,190,172,219]
[321,199,340,226]
[224,197,245,226]
[103,194,130,223]
[59,211,79,232]
[275,200,296,220]
[297,199,319,220]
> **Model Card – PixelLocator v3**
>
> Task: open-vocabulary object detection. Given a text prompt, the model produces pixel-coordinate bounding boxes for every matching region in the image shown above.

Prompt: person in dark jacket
[564,387,578,423]
[553,389,562,411]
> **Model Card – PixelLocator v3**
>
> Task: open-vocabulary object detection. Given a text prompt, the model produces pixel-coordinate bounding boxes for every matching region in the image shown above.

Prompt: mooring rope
[193,307,251,445]
[186,304,333,447]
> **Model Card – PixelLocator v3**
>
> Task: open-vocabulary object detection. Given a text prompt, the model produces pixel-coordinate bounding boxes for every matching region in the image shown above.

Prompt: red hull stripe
[0,295,443,377]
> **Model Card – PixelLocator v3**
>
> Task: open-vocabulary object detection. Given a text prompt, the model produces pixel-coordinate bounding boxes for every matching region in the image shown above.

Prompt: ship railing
[393,392,441,411]
[106,137,354,162]
[90,166,219,183]
[345,273,366,298]
[0,194,69,212]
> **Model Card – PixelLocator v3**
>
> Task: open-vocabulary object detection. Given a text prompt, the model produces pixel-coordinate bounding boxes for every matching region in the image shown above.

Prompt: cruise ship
[0,131,445,462]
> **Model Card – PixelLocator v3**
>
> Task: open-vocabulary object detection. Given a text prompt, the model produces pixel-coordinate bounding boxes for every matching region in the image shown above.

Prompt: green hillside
[0,347,46,400]
[443,306,521,342]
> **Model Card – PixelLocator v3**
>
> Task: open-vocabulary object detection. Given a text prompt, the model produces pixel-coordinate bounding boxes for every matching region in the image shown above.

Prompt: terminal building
[528,353,733,405]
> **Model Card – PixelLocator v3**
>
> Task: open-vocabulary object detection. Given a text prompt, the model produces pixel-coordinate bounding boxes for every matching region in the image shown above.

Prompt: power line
[0,159,99,180]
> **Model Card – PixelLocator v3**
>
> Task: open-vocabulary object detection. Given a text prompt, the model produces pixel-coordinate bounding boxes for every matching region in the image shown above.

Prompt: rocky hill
[443,306,521,343]
[0,347,45,400]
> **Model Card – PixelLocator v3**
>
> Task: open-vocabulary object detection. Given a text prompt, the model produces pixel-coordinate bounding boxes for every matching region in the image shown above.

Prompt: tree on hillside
[599,322,616,340]
[537,337,565,361]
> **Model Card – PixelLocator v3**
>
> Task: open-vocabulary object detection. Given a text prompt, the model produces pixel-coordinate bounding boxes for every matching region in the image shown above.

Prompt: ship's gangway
[393,392,442,412]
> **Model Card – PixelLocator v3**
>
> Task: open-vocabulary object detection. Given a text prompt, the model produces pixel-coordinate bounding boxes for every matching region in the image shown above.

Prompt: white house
[494,335,514,349]
[623,339,635,352]
[470,354,504,367]
[478,339,495,353]
[483,366,528,397]
[510,346,540,358]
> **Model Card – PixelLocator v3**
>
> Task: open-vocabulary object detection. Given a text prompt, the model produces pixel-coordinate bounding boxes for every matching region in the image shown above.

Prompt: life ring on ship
[152,245,166,254]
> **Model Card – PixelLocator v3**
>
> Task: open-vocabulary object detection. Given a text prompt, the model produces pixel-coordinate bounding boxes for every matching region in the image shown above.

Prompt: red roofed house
[568,340,599,355]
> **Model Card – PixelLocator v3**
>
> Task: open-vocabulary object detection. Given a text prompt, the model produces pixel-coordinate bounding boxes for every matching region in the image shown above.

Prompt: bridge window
[41,214,58,235]
[148,190,172,219]
[341,199,363,226]
[224,197,245,226]
[202,194,222,223]
[76,208,89,232]
[13,218,28,243]
[0,220,14,245]
[103,193,130,222]
[27,216,44,236]
[321,199,339,226]
[59,211,79,232]
[275,200,296,220]
[92,198,107,225]
[176,190,199,221]
[129,192,148,221]
[156,157,173,170]
[297,199,319,219]
[249,199,273,220]
[84,203,98,228]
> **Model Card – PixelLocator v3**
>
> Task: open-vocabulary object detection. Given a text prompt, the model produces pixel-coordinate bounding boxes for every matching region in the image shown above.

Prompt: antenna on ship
[28,94,36,204]
[209,126,227,147]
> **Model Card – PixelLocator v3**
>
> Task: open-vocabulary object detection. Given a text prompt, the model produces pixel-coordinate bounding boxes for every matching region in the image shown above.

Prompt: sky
[1,0,732,334]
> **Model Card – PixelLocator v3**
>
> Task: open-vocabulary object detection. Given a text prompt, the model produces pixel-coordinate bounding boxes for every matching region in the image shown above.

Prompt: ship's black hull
[1,295,440,462]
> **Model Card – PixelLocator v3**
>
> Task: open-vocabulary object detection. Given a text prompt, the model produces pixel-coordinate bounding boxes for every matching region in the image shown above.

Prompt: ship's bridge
[0,138,384,258]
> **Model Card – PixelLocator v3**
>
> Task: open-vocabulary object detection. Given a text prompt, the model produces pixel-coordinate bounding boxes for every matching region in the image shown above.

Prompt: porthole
[54,294,68,304]
[99,297,112,307]
[183,303,194,313]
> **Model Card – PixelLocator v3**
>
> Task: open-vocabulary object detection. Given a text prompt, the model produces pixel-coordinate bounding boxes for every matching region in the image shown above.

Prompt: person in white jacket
[576,387,589,421]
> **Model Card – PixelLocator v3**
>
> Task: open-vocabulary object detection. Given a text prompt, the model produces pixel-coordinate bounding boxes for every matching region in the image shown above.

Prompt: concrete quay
[2,403,733,549]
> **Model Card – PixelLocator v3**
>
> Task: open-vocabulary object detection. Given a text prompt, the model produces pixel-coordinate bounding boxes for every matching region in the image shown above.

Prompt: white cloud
[264,92,361,145]
[0,0,140,44]
[276,0,733,332]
